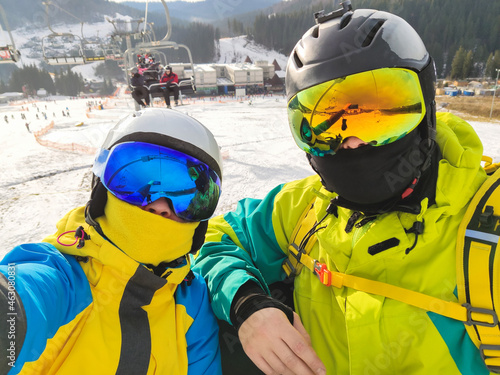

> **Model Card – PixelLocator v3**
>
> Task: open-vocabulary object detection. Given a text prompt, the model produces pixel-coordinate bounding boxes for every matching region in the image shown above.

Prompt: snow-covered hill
[216,36,288,75]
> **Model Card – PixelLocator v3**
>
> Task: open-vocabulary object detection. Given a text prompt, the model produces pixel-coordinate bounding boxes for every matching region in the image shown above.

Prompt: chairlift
[0,5,21,63]
[42,1,108,65]
[106,17,144,38]
[42,33,86,65]
[103,36,124,62]
[41,1,86,65]
[82,39,106,62]
[125,0,197,100]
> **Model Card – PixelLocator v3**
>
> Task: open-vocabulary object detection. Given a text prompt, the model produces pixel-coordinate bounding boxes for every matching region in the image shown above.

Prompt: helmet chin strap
[85,179,108,230]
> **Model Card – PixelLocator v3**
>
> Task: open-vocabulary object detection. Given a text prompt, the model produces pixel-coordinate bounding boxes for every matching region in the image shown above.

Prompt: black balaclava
[308,125,438,214]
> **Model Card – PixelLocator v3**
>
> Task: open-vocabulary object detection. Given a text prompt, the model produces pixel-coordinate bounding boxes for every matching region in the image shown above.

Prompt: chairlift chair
[124,0,197,101]
[107,18,144,38]
[83,40,106,62]
[42,32,86,65]
[42,0,110,65]
[0,45,20,63]
[126,42,196,94]
[0,5,20,63]
[103,37,124,61]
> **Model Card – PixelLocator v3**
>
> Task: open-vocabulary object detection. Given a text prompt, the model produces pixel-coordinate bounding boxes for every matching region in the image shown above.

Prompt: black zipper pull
[355,216,376,228]
[345,211,362,233]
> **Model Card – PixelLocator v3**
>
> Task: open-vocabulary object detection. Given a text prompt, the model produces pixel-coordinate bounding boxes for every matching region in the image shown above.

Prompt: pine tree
[463,50,474,79]
[494,50,500,80]
[484,53,494,79]
[450,47,466,79]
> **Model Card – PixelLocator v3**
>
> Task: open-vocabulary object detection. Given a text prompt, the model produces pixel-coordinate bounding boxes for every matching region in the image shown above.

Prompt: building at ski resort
[169,60,279,95]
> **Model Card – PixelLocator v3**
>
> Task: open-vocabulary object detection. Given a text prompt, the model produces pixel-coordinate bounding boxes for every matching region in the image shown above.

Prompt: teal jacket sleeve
[0,243,92,375]
[193,184,290,324]
[178,272,222,375]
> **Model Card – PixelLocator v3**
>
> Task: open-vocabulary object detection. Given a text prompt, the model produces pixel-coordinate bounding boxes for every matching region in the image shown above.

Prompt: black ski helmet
[286,2,439,211]
[85,108,223,250]
[286,1,436,142]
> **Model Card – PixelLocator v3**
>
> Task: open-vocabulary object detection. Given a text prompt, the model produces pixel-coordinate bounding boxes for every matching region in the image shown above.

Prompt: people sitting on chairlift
[144,53,155,66]
[137,54,145,67]
[130,67,150,108]
[160,66,179,108]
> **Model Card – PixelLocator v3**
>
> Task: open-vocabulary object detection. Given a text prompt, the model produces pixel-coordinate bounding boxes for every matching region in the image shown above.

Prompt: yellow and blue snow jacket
[193,113,492,374]
[0,203,222,374]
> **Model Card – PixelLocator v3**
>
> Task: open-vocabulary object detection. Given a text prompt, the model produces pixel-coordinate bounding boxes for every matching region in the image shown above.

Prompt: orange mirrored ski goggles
[287,68,426,156]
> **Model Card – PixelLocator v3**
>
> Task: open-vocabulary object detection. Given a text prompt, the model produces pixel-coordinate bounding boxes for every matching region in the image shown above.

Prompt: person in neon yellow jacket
[0,109,223,374]
[193,5,490,375]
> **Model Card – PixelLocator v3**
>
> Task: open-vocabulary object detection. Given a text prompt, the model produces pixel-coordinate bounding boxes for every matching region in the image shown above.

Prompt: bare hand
[238,308,326,375]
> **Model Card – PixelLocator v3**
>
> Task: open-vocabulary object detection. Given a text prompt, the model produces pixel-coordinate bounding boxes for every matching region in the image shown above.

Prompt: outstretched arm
[0,243,91,374]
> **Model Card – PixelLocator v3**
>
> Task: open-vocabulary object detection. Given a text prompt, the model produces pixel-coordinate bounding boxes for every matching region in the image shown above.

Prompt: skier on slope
[0,109,223,374]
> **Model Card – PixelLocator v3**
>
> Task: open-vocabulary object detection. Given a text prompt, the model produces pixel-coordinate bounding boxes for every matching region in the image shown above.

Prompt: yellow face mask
[97,192,199,266]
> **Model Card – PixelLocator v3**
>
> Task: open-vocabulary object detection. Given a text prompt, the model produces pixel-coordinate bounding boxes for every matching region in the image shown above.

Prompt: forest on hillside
[248,0,500,79]
[151,22,218,64]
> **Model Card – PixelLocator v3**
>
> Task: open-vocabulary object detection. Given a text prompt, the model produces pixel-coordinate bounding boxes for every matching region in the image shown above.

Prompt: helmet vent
[339,11,353,29]
[362,20,385,47]
[311,26,320,38]
[293,51,304,68]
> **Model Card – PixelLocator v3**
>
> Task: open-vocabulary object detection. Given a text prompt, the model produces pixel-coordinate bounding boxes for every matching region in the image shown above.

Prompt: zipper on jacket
[355,216,376,228]
[345,211,362,233]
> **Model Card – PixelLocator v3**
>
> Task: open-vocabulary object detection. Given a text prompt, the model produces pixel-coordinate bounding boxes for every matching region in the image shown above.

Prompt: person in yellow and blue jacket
[0,108,223,374]
[193,3,492,375]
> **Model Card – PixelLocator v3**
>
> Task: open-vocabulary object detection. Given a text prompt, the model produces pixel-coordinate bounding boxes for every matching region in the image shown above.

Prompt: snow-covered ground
[1,90,500,256]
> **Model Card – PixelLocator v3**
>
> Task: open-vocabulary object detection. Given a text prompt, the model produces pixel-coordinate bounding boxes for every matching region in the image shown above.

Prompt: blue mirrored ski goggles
[92,141,221,222]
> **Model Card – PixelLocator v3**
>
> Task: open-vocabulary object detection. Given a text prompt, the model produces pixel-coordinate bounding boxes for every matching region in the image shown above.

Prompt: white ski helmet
[86,108,223,226]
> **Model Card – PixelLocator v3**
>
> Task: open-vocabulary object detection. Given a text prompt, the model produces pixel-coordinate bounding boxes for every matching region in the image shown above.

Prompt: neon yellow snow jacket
[194,113,491,374]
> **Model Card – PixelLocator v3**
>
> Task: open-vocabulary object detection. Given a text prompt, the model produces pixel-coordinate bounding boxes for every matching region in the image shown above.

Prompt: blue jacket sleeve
[177,272,222,375]
[0,243,92,375]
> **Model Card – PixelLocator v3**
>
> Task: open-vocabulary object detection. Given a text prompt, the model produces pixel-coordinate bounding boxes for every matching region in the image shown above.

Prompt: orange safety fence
[33,121,54,138]
[33,121,98,155]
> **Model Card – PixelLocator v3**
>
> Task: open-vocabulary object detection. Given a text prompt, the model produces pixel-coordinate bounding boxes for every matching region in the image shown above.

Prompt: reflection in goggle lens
[92,142,221,222]
[288,68,426,156]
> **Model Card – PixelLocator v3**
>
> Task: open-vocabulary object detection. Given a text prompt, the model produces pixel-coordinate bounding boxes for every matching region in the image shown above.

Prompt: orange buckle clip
[314,261,332,286]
